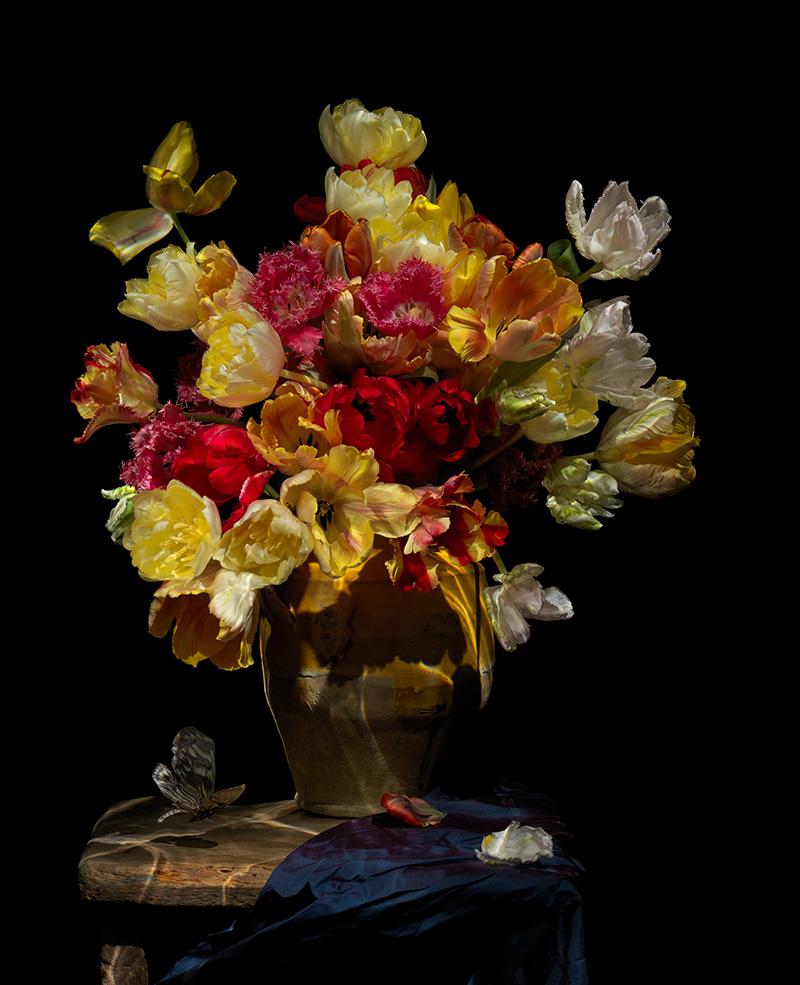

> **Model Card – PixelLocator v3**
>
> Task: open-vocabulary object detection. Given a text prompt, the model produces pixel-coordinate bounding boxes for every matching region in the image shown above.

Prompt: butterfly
[152,727,245,823]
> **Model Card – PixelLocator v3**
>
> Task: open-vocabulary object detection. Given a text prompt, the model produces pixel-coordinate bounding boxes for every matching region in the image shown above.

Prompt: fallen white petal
[475,821,554,865]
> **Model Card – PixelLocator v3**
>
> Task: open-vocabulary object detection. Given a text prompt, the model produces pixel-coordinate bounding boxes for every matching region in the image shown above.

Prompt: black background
[47,81,724,983]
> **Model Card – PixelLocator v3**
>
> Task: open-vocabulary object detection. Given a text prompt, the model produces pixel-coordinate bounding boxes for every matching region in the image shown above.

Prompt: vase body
[259,542,494,817]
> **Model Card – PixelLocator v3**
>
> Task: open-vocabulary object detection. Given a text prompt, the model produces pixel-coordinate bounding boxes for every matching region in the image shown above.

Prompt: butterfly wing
[170,727,216,806]
[152,763,207,822]
[209,784,245,810]
[152,728,217,822]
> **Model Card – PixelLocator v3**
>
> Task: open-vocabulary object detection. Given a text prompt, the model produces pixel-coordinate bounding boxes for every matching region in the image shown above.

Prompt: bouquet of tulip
[73,99,698,669]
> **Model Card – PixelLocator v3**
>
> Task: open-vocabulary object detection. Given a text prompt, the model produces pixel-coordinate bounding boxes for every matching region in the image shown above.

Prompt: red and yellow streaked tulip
[72,342,159,443]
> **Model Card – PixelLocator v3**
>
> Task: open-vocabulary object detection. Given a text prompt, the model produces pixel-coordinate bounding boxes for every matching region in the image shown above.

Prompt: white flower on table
[476,821,554,865]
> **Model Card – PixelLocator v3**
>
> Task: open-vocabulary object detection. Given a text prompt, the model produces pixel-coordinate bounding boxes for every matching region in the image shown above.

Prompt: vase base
[294,791,379,819]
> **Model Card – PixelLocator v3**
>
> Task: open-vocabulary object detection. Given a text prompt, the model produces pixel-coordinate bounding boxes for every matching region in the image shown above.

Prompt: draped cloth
[156,787,588,984]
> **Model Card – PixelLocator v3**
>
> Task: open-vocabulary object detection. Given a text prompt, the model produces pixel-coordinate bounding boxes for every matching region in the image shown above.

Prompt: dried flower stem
[470,428,525,472]
[183,411,246,426]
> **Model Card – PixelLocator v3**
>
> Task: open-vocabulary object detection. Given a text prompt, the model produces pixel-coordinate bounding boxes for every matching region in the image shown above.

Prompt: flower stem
[279,369,330,392]
[470,427,525,472]
[263,484,279,499]
[171,213,191,248]
[184,411,246,426]
[493,552,508,575]
[558,450,598,463]
[573,262,603,285]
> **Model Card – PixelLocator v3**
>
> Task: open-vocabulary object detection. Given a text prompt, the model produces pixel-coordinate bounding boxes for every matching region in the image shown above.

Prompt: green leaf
[546,239,581,278]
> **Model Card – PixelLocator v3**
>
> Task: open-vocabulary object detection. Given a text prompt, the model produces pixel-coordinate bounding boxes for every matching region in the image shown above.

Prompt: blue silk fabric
[156,787,588,984]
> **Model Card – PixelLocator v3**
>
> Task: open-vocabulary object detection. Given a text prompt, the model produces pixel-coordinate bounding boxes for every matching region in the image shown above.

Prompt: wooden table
[79,796,342,984]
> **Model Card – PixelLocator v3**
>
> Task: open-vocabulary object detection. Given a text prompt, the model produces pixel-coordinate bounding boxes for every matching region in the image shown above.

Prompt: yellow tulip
[149,563,259,670]
[319,99,426,169]
[193,241,255,333]
[89,122,236,263]
[123,480,222,582]
[596,378,699,497]
[118,244,203,331]
[280,445,380,577]
[214,500,313,587]
[197,304,285,408]
[325,164,412,223]
[518,361,599,443]
[247,382,331,475]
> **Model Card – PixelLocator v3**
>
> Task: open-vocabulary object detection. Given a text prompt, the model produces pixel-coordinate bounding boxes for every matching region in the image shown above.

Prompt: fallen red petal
[381,792,447,826]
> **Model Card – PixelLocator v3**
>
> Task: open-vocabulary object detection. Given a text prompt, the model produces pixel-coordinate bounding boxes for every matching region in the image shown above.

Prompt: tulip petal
[89,207,174,263]
[637,196,671,250]
[565,180,586,240]
[144,166,197,214]
[449,326,492,363]
[476,821,554,865]
[149,121,199,184]
[74,404,147,444]
[185,171,237,216]
[492,321,562,363]
[362,483,420,537]
[537,587,574,620]
[490,260,558,331]
[583,181,637,238]
[381,793,447,827]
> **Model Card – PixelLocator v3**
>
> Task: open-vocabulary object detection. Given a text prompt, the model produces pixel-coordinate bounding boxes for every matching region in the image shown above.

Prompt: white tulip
[475,821,554,865]
[483,563,573,653]
[566,180,671,280]
[560,298,656,407]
